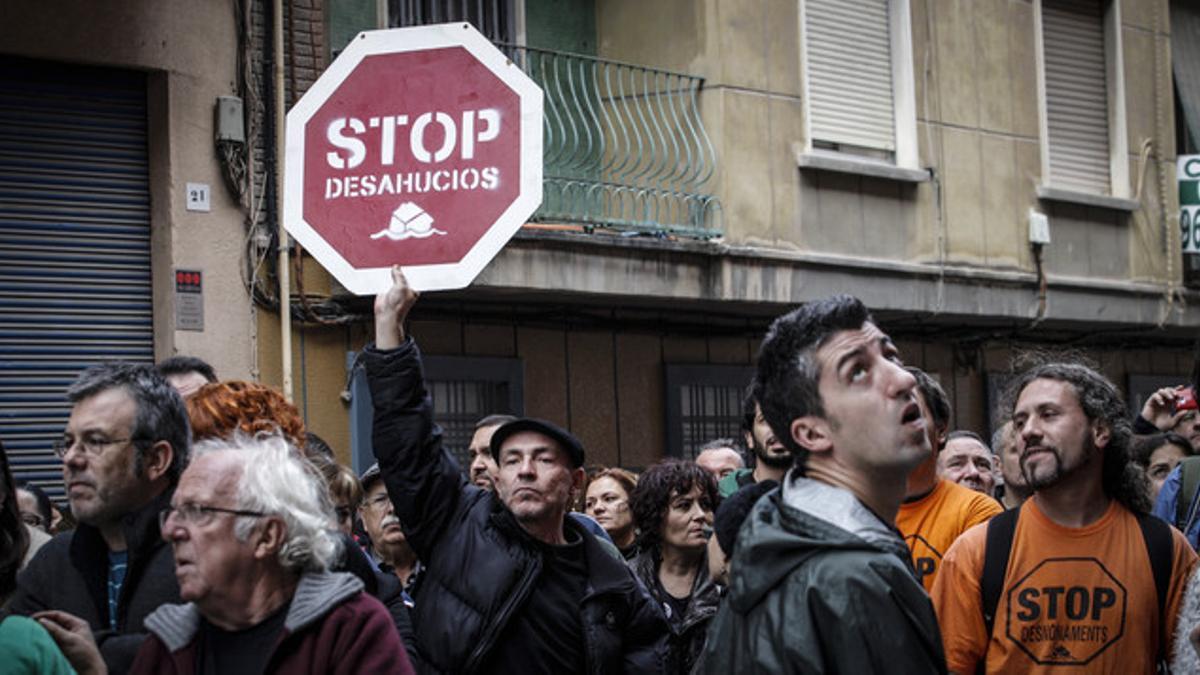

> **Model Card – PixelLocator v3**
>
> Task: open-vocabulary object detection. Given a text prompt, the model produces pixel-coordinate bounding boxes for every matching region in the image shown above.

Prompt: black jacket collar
[489,501,638,599]
[69,488,174,626]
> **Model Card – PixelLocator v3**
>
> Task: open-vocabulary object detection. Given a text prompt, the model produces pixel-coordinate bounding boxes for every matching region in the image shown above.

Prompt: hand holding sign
[375,265,418,350]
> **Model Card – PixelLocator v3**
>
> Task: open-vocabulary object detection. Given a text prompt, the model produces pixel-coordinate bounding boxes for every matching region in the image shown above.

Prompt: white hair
[192,433,341,573]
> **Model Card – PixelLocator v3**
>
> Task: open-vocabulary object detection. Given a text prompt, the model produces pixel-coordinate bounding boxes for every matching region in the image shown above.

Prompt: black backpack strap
[980,509,1020,648]
[1136,512,1174,665]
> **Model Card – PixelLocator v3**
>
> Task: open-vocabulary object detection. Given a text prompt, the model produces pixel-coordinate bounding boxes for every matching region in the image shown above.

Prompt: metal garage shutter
[1042,0,1111,194]
[805,0,896,152]
[0,57,151,502]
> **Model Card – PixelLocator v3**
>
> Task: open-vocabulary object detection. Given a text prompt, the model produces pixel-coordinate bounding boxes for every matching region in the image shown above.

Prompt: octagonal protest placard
[284,23,543,293]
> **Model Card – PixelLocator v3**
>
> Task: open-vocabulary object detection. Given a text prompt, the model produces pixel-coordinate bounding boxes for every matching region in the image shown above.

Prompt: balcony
[500,45,721,239]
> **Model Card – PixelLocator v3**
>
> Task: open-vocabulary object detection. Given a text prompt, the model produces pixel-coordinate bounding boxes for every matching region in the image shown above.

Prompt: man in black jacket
[8,362,190,673]
[365,266,669,674]
[702,296,946,673]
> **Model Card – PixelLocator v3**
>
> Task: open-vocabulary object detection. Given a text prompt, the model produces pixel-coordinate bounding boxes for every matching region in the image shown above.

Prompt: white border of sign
[284,23,543,294]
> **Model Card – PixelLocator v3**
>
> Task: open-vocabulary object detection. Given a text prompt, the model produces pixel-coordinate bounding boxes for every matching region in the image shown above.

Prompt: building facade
[2,0,1198,495]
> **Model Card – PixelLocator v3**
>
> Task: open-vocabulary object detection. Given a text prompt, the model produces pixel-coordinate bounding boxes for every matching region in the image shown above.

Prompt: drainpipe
[274,0,294,402]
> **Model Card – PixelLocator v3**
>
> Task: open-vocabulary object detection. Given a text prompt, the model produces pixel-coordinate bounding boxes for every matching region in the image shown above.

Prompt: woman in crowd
[1,440,29,601]
[325,461,365,537]
[186,380,308,446]
[15,481,51,533]
[584,467,639,559]
[629,459,721,674]
[1133,432,1194,502]
[0,439,78,674]
[12,480,52,564]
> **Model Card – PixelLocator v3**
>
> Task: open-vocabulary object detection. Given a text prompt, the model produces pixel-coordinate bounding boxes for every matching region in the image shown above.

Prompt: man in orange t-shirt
[897,368,1002,591]
[932,362,1198,673]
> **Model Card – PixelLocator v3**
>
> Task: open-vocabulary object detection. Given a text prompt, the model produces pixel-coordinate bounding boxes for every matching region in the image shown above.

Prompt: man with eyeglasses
[39,434,414,675]
[358,463,421,597]
[9,362,191,674]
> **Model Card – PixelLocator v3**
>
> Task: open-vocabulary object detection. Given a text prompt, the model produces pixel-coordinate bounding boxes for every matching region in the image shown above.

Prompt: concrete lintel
[475,235,1200,330]
[1036,185,1140,212]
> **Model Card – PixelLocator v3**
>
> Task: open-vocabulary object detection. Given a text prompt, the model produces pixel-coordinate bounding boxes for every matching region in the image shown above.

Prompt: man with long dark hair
[933,362,1199,673]
[716,388,790,497]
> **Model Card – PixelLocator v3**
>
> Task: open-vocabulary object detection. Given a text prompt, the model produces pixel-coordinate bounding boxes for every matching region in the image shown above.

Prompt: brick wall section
[287,0,326,106]
[247,0,326,232]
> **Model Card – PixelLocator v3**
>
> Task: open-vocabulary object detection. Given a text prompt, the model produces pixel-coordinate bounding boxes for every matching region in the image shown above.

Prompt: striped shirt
[107,550,128,630]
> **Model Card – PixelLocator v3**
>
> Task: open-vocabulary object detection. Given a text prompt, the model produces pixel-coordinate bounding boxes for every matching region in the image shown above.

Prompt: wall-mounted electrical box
[1028,209,1051,245]
[215,96,245,143]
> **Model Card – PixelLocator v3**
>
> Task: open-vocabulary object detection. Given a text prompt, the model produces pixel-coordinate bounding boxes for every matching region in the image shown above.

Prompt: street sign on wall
[1180,155,1200,255]
[284,23,543,294]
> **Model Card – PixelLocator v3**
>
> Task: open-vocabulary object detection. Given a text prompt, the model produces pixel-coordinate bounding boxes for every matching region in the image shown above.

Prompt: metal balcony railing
[500,45,722,238]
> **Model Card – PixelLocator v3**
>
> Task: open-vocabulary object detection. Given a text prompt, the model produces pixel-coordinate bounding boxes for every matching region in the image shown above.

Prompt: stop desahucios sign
[284,23,543,293]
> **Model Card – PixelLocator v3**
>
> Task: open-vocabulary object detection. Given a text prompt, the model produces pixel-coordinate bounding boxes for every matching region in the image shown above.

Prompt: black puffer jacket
[631,549,721,674]
[364,339,670,674]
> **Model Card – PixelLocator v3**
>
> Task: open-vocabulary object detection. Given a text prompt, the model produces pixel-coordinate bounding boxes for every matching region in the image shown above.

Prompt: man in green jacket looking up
[702,296,946,673]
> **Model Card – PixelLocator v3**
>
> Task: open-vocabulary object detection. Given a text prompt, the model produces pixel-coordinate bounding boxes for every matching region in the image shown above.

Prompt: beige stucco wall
[596,0,1181,289]
[1,1,258,382]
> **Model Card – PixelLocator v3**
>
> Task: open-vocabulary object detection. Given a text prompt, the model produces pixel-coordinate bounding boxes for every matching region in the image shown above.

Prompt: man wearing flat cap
[362,266,670,674]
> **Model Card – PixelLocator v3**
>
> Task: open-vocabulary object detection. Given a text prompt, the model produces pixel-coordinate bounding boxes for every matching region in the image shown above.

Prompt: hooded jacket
[363,338,670,674]
[631,549,721,674]
[7,489,180,674]
[701,473,946,674]
[128,570,412,675]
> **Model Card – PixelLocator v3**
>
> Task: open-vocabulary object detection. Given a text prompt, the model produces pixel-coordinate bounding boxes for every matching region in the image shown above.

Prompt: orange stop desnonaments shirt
[931,498,1197,674]
[896,478,1004,592]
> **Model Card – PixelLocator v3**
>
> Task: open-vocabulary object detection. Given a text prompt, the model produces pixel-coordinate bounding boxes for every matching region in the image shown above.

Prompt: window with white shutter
[1035,0,1130,204]
[805,0,895,153]
[798,0,920,177]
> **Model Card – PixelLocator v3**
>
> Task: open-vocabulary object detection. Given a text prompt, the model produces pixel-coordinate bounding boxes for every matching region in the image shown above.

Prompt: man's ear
[254,517,287,560]
[1092,421,1111,452]
[934,425,949,454]
[791,416,832,454]
[570,466,586,495]
[142,441,174,483]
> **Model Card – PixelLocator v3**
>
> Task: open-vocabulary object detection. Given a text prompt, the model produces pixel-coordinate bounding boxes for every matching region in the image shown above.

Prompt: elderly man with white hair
[138,432,412,667]
[125,433,413,674]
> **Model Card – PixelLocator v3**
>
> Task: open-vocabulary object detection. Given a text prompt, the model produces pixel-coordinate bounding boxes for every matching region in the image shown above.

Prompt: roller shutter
[1042,0,1111,194]
[0,57,151,502]
[804,0,896,152]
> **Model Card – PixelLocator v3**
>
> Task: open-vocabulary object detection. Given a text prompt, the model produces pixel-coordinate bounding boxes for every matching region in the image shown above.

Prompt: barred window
[388,0,516,43]
[350,354,522,474]
[665,364,754,460]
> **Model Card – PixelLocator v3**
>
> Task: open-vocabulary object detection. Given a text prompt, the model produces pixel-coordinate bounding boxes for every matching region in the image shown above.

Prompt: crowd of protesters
[8,269,1200,672]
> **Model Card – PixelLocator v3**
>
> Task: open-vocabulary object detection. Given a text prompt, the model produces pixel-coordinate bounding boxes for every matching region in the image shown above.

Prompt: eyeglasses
[53,434,136,459]
[363,493,392,512]
[334,506,354,523]
[20,512,44,529]
[159,503,267,530]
